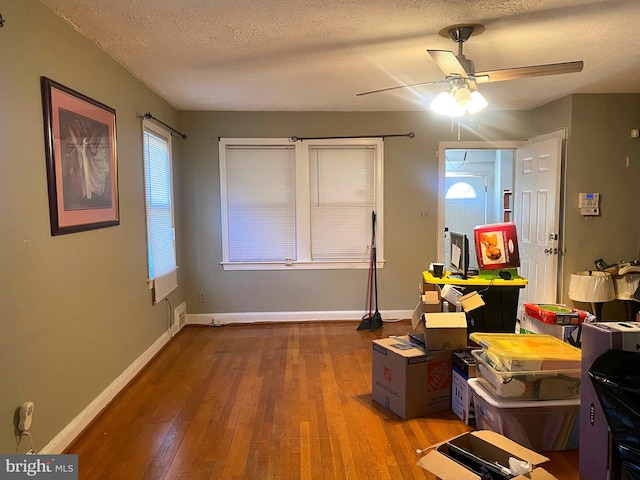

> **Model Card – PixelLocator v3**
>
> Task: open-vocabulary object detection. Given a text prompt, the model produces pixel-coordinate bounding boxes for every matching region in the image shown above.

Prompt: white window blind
[310,146,375,260]
[143,123,177,302]
[219,137,383,270]
[225,146,296,262]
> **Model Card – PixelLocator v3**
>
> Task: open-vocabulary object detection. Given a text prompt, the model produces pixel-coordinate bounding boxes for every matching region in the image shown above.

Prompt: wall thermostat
[579,192,600,216]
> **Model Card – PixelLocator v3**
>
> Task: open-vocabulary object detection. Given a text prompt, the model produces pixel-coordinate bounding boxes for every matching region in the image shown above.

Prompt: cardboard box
[451,350,477,425]
[420,282,442,298]
[418,430,556,479]
[423,312,467,350]
[580,321,640,480]
[441,284,463,305]
[519,314,583,347]
[422,292,442,313]
[411,295,443,330]
[371,337,451,419]
[523,303,588,325]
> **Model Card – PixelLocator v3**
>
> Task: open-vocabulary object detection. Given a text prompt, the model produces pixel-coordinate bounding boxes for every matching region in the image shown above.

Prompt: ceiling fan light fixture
[430,86,487,117]
[454,86,472,106]
[468,90,488,114]
[430,91,464,117]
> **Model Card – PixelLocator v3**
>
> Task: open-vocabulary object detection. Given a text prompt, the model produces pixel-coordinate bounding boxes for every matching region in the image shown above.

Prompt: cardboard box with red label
[371,337,451,419]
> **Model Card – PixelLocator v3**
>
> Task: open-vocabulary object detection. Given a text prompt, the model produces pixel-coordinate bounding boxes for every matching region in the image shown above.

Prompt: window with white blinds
[219,138,383,270]
[310,146,376,260]
[226,146,296,261]
[143,122,177,301]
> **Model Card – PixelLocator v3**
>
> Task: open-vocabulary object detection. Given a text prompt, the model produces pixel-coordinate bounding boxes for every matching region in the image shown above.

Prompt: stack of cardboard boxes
[371,282,471,420]
[370,280,588,479]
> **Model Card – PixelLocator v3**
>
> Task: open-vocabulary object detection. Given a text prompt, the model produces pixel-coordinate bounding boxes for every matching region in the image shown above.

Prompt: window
[219,138,383,270]
[445,181,477,199]
[143,121,177,302]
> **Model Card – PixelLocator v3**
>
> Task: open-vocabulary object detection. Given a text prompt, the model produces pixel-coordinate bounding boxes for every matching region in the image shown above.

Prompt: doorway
[440,146,516,272]
[437,135,565,306]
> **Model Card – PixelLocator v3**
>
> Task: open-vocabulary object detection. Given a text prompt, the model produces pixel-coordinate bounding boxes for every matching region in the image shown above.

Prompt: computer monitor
[449,231,469,279]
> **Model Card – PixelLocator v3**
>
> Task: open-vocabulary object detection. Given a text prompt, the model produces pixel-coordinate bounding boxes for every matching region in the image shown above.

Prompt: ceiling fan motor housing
[456,55,475,76]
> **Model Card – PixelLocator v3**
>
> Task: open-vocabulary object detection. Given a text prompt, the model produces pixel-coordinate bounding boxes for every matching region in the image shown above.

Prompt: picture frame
[41,77,119,235]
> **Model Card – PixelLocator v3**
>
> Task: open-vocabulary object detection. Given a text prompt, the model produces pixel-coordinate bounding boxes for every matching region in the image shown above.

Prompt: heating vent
[174,302,187,332]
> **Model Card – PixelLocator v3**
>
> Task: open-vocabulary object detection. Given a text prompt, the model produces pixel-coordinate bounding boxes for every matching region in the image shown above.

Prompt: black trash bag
[589,349,640,480]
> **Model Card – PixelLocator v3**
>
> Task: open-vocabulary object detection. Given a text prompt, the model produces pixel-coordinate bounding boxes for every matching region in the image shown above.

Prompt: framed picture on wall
[41,76,119,235]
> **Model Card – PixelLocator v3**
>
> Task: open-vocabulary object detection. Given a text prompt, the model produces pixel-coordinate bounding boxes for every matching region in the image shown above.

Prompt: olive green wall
[178,111,530,315]
[0,0,184,454]
[179,100,640,320]
[521,94,640,317]
[562,94,640,316]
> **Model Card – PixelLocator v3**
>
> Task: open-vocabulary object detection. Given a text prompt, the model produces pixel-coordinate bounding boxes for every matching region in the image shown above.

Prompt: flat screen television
[449,231,469,279]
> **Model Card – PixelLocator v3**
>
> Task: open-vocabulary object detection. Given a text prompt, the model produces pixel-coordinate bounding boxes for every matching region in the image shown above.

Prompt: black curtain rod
[290,132,415,142]
[140,112,187,139]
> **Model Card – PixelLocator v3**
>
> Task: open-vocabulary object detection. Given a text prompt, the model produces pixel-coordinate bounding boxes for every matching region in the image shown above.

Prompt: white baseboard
[39,330,172,454]
[187,309,413,326]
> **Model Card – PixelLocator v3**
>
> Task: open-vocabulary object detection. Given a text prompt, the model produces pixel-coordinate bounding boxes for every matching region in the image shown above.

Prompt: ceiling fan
[356,23,584,115]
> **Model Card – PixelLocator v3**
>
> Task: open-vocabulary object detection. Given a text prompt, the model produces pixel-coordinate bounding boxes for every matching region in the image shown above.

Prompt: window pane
[144,129,176,280]
[445,181,477,199]
[225,146,296,261]
[310,146,375,260]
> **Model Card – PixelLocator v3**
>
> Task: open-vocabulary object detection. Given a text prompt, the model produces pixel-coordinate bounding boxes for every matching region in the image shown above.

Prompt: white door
[514,136,563,305]
[444,175,487,270]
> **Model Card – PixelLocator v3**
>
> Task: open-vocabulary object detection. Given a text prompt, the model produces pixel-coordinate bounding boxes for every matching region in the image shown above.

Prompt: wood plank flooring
[65,320,579,479]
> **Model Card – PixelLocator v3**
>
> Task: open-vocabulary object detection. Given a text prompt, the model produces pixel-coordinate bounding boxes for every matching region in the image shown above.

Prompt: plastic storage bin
[469,332,581,371]
[472,349,581,401]
[469,378,580,451]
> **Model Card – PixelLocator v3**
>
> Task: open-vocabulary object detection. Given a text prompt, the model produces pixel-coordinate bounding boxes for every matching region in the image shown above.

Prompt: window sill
[220,260,385,271]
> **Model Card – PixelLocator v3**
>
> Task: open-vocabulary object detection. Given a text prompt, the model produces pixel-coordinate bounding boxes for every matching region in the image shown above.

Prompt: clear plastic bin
[472,349,581,401]
[469,332,581,371]
[469,378,580,451]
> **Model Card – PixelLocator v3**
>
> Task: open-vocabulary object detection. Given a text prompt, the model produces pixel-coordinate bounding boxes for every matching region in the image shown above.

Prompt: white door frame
[437,141,525,262]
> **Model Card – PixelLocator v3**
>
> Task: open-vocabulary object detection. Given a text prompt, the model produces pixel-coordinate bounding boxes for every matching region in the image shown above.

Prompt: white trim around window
[218,137,384,271]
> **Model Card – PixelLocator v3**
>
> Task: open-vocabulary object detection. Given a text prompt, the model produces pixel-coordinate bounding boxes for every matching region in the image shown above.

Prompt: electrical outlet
[198,293,206,303]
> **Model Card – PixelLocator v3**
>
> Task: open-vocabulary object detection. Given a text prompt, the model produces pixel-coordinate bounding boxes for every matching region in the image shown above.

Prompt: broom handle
[372,212,379,311]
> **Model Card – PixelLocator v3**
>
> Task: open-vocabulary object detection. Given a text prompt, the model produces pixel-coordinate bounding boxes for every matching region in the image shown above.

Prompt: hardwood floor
[65,320,579,479]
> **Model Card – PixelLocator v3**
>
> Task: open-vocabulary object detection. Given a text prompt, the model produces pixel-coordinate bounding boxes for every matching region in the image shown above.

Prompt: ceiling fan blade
[355,79,444,96]
[474,61,583,83]
[428,50,469,78]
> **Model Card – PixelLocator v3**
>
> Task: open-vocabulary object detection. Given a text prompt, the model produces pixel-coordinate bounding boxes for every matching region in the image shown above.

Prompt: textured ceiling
[40,0,640,112]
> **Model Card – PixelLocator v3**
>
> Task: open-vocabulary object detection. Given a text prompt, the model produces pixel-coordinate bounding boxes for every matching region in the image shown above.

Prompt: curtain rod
[290,132,415,142]
[139,112,187,139]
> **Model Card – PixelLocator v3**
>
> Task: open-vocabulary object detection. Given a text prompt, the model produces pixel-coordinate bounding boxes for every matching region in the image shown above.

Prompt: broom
[369,211,383,332]
[357,213,375,331]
